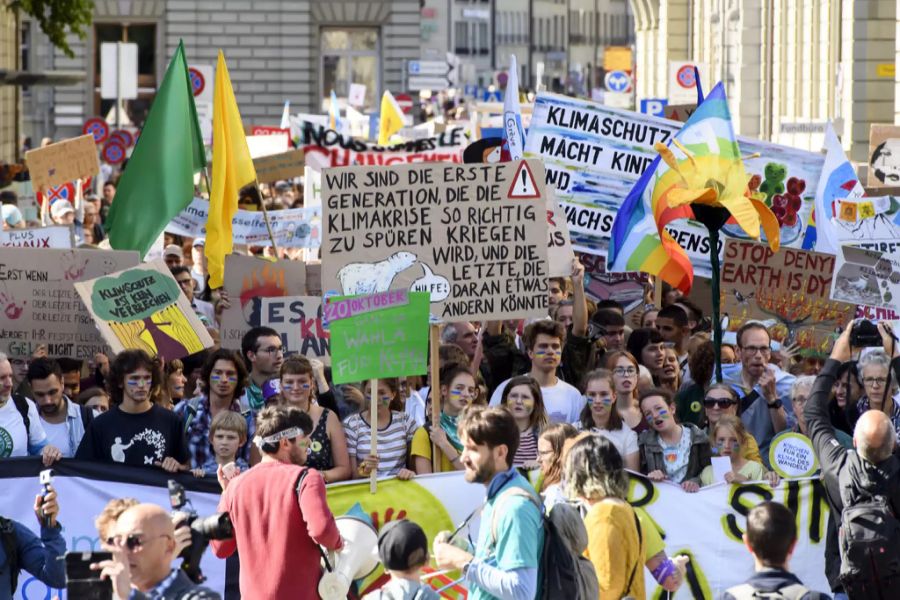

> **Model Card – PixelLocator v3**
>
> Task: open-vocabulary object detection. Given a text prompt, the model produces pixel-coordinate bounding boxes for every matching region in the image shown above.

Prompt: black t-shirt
[75,404,189,467]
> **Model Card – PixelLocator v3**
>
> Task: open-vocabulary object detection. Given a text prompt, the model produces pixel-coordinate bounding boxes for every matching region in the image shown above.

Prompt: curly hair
[107,350,159,405]
[688,341,716,389]
[564,434,628,501]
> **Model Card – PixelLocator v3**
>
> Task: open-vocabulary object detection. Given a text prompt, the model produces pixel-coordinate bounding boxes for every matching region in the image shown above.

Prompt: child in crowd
[193,411,250,478]
[700,416,779,487]
[362,520,439,600]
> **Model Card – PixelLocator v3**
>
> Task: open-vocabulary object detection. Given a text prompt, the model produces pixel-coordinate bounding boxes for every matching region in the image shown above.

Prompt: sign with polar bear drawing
[321,160,550,322]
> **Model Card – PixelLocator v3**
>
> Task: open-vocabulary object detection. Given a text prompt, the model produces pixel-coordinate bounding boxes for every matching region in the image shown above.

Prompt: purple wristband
[651,558,677,584]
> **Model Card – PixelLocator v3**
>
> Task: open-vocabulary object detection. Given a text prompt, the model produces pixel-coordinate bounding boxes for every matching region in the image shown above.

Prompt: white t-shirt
[0,397,48,457]
[42,420,71,457]
[592,424,639,460]
[489,378,585,424]
[405,389,426,428]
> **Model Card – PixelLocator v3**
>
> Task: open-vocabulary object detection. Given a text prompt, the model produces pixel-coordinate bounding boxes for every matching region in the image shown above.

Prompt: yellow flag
[206,51,256,289]
[378,91,404,146]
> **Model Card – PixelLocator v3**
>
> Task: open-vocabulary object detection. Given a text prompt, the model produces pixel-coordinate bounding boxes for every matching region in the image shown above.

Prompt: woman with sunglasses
[604,351,648,433]
[279,357,351,483]
[412,364,477,474]
[702,383,763,463]
[343,378,418,480]
[578,369,640,471]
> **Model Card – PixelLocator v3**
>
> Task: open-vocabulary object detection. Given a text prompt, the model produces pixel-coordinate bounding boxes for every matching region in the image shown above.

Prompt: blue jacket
[0,519,66,599]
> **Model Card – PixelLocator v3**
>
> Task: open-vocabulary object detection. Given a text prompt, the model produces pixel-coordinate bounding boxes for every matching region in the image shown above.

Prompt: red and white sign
[395,93,414,114]
[188,65,214,104]
[668,61,707,104]
[251,126,291,137]
[102,141,126,165]
[82,118,109,144]
[188,67,205,98]
[110,129,134,147]
[507,161,541,200]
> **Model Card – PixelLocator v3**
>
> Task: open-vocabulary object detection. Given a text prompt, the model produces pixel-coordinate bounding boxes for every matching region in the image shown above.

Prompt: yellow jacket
[583,498,646,600]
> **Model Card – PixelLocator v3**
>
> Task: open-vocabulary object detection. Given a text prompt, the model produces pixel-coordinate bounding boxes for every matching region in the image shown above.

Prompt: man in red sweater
[211,405,343,598]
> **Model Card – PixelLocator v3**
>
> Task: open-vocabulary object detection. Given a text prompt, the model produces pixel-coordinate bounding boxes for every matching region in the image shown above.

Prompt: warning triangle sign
[507,160,542,200]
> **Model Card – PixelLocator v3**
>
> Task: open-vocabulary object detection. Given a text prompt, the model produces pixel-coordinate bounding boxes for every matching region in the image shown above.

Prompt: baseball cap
[1,204,23,227]
[377,519,428,571]
[50,199,74,220]
[192,237,206,247]
[163,244,184,259]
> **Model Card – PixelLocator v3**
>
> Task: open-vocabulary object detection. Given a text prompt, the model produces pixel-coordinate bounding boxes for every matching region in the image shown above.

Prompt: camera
[168,480,234,584]
[850,319,882,348]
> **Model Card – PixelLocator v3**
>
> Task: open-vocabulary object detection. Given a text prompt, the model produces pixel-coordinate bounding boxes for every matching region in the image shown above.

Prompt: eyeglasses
[864,377,888,387]
[613,367,637,377]
[258,346,284,355]
[741,345,771,355]
[703,397,736,408]
[111,533,172,552]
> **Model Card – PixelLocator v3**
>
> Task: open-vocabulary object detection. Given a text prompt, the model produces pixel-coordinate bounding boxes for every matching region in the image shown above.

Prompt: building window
[92,23,157,125]
[320,27,379,109]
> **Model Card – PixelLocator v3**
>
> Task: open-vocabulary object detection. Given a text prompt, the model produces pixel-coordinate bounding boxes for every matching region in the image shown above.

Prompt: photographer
[0,484,65,599]
[91,504,219,600]
[804,320,900,598]
[211,405,342,598]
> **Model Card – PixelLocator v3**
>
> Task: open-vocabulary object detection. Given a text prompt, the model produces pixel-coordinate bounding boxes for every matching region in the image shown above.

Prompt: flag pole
[254,179,280,255]
[430,323,442,472]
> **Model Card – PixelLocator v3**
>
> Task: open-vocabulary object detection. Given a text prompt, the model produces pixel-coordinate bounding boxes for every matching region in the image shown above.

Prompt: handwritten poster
[1,226,74,249]
[259,295,330,363]
[25,135,101,192]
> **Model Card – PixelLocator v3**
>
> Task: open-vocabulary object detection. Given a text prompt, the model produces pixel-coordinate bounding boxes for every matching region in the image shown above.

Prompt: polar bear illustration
[337,251,418,295]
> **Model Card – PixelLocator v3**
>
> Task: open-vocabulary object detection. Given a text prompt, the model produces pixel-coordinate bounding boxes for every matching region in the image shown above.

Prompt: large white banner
[165,198,321,248]
[0,226,73,249]
[2,460,829,599]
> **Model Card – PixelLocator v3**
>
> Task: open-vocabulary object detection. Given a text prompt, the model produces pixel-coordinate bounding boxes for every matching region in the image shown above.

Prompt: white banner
[166,198,321,248]
[0,226,73,249]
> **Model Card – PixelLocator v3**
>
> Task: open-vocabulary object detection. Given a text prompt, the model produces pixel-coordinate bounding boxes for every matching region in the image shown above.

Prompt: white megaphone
[318,515,380,600]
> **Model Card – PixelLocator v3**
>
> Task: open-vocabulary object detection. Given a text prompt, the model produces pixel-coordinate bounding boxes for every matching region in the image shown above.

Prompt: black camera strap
[295,468,333,573]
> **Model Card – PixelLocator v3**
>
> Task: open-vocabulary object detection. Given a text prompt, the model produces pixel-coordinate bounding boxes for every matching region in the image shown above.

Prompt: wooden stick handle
[430,323,442,472]
[370,377,379,494]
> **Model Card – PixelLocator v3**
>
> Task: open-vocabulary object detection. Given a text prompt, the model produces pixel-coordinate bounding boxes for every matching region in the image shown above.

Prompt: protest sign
[0,225,73,249]
[831,244,900,310]
[321,160,550,322]
[219,254,307,348]
[545,188,575,277]
[0,247,139,359]
[525,92,824,277]
[253,148,305,182]
[74,260,213,361]
[578,252,647,313]
[769,432,818,479]
[826,195,900,254]
[259,295,329,362]
[24,134,101,192]
[166,198,320,249]
[297,120,466,168]
[327,291,429,384]
[720,240,854,355]
[304,165,322,208]
[868,124,900,188]
[663,103,696,122]
[246,133,290,158]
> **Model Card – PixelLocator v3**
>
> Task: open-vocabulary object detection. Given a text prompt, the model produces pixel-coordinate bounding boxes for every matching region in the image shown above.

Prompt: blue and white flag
[503,55,526,161]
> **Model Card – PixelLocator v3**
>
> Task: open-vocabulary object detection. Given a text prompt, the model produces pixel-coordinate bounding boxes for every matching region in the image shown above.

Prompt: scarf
[440,412,464,452]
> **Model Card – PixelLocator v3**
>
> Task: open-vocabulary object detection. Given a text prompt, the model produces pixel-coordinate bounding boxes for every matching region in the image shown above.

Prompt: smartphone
[38,469,53,526]
[65,551,113,600]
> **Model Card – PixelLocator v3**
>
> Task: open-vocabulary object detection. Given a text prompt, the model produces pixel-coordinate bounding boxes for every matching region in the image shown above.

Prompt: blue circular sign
[102,142,126,165]
[604,70,632,93]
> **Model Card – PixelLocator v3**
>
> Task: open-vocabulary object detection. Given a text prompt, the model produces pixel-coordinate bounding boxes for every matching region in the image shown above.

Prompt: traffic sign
[604,70,632,93]
[188,65,214,104]
[102,141,126,165]
[45,183,75,203]
[188,67,205,97]
[407,54,458,91]
[110,129,133,147]
[408,76,453,91]
[100,42,138,100]
[395,93,414,114]
[639,98,668,117]
[482,90,502,102]
[82,118,109,144]
[676,65,697,89]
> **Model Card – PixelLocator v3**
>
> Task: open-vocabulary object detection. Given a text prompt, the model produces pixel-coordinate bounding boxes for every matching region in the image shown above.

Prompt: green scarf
[440,412,464,452]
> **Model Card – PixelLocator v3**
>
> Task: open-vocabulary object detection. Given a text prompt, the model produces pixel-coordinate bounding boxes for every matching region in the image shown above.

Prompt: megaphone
[318,515,380,600]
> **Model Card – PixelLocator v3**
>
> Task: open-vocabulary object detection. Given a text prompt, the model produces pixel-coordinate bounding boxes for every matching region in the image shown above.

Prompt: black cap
[377,519,428,571]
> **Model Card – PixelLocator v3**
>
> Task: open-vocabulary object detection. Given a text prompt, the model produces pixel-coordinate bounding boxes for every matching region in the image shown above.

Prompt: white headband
[253,427,305,449]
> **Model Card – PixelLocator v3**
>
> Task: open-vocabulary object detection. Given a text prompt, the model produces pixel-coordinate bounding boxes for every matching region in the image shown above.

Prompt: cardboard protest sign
[327,291,429,384]
[578,252,648,313]
[253,149,306,183]
[246,134,290,158]
[831,245,900,310]
[768,432,818,479]
[546,189,575,277]
[74,260,213,361]
[260,296,329,362]
[219,255,308,348]
[525,92,824,278]
[868,124,900,188]
[25,135,101,192]
[298,121,466,168]
[663,103,696,123]
[321,160,550,322]
[0,247,140,359]
[721,240,854,355]
[1,225,74,249]
[306,262,322,297]
[167,198,320,249]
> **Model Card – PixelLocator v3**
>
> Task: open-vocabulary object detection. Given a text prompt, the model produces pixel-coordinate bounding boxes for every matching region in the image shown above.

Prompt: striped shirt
[512,427,539,467]
[344,411,418,477]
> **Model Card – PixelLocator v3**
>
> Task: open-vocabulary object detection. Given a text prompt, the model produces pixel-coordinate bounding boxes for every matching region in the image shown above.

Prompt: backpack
[490,487,601,600]
[0,516,19,594]
[838,494,900,599]
[725,583,810,600]
[11,395,30,438]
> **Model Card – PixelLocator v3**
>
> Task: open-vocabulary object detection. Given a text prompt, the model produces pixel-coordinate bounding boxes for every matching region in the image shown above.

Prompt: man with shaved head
[91,503,219,599]
[805,321,900,599]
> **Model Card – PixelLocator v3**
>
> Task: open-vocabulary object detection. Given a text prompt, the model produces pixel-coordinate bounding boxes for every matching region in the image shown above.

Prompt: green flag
[106,41,206,257]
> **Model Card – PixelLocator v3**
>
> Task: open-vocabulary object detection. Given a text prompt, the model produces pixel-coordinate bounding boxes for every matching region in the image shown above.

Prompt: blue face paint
[126,377,152,388]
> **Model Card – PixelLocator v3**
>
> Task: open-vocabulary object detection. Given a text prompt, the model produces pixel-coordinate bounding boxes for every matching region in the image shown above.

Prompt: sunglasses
[703,397,736,408]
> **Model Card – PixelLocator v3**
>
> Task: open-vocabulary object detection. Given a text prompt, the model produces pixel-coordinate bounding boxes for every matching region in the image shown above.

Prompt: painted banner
[720,240,854,355]
[578,252,648,313]
[219,255,308,349]
[4,459,831,600]
[321,160,550,322]
[867,124,900,189]
[259,295,330,362]
[24,134,100,192]
[831,244,900,310]
[0,247,140,360]
[327,291,430,384]
[166,198,321,249]
[546,188,575,277]
[74,259,214,361]
[297,120,466,168]
[524,92,824,277]
[0,225,74,249]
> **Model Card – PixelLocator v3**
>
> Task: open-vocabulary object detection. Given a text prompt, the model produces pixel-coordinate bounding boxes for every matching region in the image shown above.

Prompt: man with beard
[240,327,285,413]
[28,358,95,458]
[211,405,342,598]
[433,406,543,600]
[0,353,61,464]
